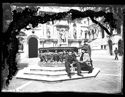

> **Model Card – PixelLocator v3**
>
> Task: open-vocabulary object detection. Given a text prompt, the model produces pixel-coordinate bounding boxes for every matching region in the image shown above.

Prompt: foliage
[6,7,119,38]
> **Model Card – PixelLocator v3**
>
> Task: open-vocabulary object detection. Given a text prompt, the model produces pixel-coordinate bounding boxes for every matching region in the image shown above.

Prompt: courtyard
[2,50,123,94]
[2,4,124,94]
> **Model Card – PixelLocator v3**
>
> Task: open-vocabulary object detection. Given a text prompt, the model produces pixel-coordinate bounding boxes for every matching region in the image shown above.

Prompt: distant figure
[101,45,103,49]
[104,45,106,49]
[114,47,118,60]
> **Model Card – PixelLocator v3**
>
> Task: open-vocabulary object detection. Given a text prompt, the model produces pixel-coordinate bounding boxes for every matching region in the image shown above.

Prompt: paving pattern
[2,50,123,94]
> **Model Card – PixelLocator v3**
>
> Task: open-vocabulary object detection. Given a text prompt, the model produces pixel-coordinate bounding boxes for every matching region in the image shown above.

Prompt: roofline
[10,3,125,7]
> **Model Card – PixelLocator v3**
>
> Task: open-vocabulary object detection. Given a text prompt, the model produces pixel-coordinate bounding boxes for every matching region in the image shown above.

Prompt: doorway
[28,37,38,58]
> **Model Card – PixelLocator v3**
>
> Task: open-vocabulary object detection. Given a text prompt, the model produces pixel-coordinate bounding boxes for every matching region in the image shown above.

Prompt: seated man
[77,49,93,73]
[65,51,82,78]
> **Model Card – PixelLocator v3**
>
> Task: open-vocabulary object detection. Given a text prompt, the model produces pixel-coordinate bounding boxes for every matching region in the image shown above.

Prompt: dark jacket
[114,49,118,54]
[65,54,77,64]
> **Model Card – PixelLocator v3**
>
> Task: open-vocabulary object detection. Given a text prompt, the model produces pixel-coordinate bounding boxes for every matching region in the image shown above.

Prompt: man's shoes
[77,73,83,77]
[88,68,93,73]
[88,70,92,73]
[68,74,71,78]
[69,75,71,78]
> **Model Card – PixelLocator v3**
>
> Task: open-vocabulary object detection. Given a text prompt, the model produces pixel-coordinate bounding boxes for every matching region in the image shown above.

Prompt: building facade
[11,5,123,60]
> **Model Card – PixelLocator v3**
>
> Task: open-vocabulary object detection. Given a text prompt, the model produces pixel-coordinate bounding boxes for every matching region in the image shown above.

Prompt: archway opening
[28,37,38,58]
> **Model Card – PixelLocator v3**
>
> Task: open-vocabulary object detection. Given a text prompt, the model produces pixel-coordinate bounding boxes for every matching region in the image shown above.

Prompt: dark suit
[65,53,81,77]
[114,49,118,60]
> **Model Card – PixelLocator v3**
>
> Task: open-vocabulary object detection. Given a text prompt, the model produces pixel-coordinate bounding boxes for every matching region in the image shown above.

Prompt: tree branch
[90,17,112,38]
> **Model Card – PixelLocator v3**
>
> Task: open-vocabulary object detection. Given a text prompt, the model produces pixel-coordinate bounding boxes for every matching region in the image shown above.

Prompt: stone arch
[27,35,39,44]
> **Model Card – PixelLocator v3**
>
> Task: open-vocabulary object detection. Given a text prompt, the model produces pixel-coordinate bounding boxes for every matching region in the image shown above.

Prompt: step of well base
[15,68,100,82]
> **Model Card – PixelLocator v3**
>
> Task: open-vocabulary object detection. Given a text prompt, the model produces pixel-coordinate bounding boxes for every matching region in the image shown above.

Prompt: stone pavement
[91,49,123,61]
[2,50,123,93]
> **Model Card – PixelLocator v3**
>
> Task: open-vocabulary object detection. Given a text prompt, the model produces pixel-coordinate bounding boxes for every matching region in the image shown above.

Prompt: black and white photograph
[1,3,124,94]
